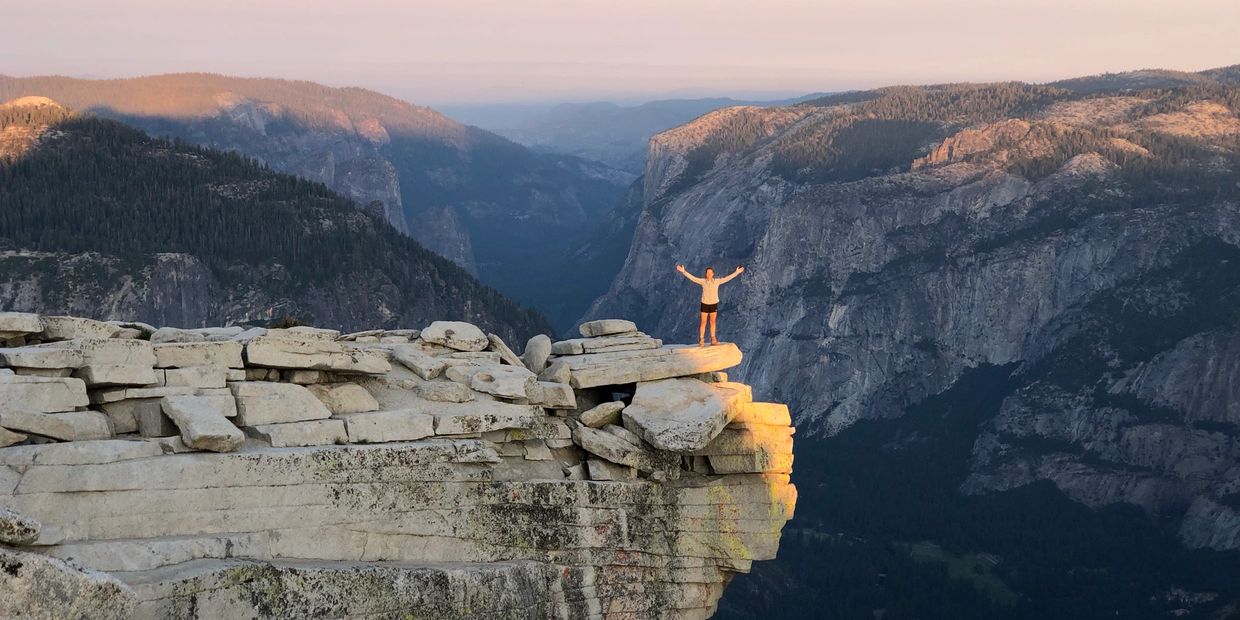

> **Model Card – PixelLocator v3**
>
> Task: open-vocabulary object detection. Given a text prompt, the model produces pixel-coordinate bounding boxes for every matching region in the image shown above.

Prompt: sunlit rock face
[584,80,1240,548]
[0,315,795,618]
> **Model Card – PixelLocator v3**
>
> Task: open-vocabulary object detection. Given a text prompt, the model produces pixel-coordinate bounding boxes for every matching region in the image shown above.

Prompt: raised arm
[676,264,705,284]
[716,266,745,284]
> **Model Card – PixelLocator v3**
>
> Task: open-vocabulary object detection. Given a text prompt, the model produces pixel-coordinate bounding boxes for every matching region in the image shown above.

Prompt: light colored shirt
[680,270,740,305]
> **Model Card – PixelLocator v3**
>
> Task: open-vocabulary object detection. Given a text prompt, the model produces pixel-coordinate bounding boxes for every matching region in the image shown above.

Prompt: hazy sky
[3,0,1237,105]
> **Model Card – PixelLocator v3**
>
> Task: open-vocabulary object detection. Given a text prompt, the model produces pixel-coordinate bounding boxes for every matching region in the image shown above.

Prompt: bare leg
[709,312,719,345]
[698,312,707,347]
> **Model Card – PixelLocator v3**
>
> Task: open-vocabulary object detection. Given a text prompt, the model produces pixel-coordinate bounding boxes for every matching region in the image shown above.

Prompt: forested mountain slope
[0,96,548,341]
[584,66,1240,616]
[0,74,630,325]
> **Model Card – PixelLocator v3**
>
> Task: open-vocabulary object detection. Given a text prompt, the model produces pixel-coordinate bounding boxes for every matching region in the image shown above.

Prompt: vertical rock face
[0,314,796,618]
[584,79,1240,549]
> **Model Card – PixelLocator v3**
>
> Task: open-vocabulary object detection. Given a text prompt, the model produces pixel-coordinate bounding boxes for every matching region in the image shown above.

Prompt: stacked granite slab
[0,314,796,620]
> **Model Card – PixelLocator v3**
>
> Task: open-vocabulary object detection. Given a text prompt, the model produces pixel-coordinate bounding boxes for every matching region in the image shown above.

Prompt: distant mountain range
[452,94,826,173]
[580,65,1240,617]
[0,96,548,341]
[0,73,632,327]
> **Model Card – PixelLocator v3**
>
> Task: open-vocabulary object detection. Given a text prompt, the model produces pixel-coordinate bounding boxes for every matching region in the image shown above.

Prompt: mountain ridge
[0,97,549,341]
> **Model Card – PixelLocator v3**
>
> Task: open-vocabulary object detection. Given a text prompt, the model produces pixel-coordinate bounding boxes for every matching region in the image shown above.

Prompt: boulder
[621,378,748,452]
[562,343,742,389]
[0,506,40,545]
[537,360,571,384]
[245,335,390,374]
[339,409,435,443]
[487,334,525,367]
[521,334,552,373]
[420,321,488,352]
[579,401,625,428]
[0,312,42,335]
[578,319,638,338]
[160,395,243,453]
[446,363,536,400]
[0,547,137,620]
[0,410,112,441]
[248,419,347,447]
[153,342,244,369]
[40,316,119,341]
[228,382,332,426]
[0,374,89,413]
[391,345,448,380]
[106,321,156,339]
[307,383,380,414]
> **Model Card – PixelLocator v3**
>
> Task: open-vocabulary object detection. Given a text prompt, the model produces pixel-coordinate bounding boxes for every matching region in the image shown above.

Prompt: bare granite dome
[0,313,796,618]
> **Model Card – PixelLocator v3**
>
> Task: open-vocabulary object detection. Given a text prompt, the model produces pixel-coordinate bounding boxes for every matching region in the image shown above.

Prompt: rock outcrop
[0,313,795,618]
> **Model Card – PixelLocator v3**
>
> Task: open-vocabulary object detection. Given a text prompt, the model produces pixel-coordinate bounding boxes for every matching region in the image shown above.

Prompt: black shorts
[700,302,718,313]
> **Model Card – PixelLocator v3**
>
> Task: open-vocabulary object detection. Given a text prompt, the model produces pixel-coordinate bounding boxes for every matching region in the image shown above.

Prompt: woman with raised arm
[676,264,745,347]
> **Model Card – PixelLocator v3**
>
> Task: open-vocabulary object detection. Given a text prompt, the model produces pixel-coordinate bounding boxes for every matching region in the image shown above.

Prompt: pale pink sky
[3,0,1237,104]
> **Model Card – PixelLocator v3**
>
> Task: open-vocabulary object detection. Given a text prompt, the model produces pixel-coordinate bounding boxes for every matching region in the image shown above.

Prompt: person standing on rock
[676,264,744,347]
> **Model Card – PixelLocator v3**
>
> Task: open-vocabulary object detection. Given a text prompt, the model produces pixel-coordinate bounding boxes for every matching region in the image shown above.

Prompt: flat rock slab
[229,382,332,426]
[0,344,84,369]
[550,335,661,356]
[245,336,390,374]
[0,374,89,413]
[39,316,119,340]
[420,321,488,352]
[0,410,112,441]
[391,346,448,380]
[160,366,228,389]
[561,343,742,389]
[0,426,26,447]
[445,363,536,400]
[579,319,638,338]
[161,395,243,453]
[572,425,679,476]
[307,383,380,414]
[416,381,474,403]
[621,378,749,452]
[248,419,347,447]
[730,402,792,428]
[528,382,576,409]
[153,342,244,369]
[73,364,157,387]
[339,409,435,443]
[487,334,524,367]
[0,312,42,335]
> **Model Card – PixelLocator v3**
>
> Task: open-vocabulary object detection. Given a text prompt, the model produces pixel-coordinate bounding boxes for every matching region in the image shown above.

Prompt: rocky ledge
[0,313,796,619]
